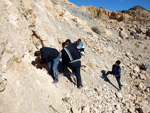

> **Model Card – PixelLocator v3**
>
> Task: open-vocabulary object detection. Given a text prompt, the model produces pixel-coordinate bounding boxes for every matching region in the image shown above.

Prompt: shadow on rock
[101,70,119,91]
[31,57,55,80]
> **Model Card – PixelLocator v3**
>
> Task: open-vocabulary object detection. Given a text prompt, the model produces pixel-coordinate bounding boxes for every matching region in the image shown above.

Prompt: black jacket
[112,65,121,77]
[40,47,59,63]
[61,43,80,65]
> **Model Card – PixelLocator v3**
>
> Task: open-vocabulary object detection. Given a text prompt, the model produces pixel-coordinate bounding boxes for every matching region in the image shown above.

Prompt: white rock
[139,83,146,91]
[139,74,146,80]
[115,92,123,99]
[119,30,128,39]
[82,105,90,113]
[133,66,140,73]
[113,109,122,113]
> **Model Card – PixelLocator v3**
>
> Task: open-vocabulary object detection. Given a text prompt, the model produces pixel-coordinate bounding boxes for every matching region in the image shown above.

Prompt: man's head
[34,51,41,57]
[65,39,71,45]
[115,60,121,65]
[62,42,66,49]
[76,39,81,45]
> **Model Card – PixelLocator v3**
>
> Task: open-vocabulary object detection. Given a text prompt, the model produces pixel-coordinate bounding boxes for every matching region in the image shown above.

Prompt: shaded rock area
[0,0,150,113]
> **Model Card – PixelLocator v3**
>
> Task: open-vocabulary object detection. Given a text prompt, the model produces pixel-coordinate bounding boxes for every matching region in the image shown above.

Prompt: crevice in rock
[31,30,44,47]
[22,13,28,20]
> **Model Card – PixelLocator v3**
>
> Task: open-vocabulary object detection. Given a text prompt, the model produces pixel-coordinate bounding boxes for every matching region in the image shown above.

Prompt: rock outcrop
[86,5,150,25]
[0,0,150,113]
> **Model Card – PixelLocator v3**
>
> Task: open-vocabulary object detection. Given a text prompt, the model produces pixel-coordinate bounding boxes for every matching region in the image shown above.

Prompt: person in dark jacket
[61,43,82,88]
[65,39,71,45]
[103,60,122,92]
[34,47,61,83]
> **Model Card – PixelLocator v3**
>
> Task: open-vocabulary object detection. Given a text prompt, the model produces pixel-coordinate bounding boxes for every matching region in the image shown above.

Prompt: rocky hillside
[0,0,150,113]
[129,5,150,12]
[86,5,150,25]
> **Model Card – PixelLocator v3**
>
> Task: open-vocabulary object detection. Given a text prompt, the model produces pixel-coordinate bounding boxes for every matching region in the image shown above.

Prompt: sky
[68,0,150,11]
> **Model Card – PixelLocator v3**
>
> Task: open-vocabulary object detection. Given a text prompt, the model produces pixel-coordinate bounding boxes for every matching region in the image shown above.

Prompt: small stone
[113,109,122,113]
[82,105,90,113]
[133,66,140,73]
[134,34,141,40]
[135,27,142,34]
[135,96,142,104]
[139,74,146,80]
[115,92,123,99]
[119,30,128,39]
[138,83,146,91]
[129,107,135,113]
[71,107,80,113]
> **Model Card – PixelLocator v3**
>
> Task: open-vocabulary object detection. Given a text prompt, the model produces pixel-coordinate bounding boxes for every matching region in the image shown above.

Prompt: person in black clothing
[61,43,82,88]
[60,42,67,73]
[65,39,71,45]
[103,60,122,92]
[34,47,61,83]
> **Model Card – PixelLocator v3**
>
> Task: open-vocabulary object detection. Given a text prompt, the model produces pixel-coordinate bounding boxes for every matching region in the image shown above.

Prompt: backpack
[140,64,147,70]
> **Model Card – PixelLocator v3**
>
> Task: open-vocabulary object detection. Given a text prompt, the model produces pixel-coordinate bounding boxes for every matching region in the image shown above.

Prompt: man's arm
[116,68,121,77]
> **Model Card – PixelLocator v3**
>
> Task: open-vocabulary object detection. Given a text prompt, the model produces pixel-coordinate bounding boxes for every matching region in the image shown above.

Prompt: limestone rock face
[86,6,150,25]
[0,0,150,113]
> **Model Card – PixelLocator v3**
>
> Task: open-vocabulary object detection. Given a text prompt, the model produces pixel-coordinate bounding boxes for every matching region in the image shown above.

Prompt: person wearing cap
[34,47,61,83]
[103,60,122,92]
[73,39,85,57]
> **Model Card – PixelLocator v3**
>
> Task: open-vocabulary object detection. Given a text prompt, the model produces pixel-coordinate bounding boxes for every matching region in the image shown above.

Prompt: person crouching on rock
[34,47,61,84]
[103,60,122,92]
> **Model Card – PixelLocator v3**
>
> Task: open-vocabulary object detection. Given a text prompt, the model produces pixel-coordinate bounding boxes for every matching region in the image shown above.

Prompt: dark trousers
[104,71,122,90]
[69,61,81,87]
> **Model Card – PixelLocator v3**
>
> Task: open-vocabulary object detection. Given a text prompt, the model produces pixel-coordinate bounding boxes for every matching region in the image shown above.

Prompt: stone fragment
[119,30,128,39]
[138,83,146,91]
[113,109,122,113]
[115,92,123,99]
[133,66,140,73]
[136,27,142,34]
[71,107,80,113]
[139,74,146,80]
[82,105,90,113]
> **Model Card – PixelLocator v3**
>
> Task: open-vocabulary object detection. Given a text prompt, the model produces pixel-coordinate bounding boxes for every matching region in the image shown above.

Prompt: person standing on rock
[34,47,61,83]
[103,60,122,92]
[61,42,82,89]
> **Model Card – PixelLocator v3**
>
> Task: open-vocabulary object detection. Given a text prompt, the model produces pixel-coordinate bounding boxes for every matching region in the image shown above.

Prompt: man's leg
[103,71,111,78]
[48,61,52,74]
[116,76,122,90]
[69,61,82,88]
[53,53,61,81]
[74,67,81,88]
